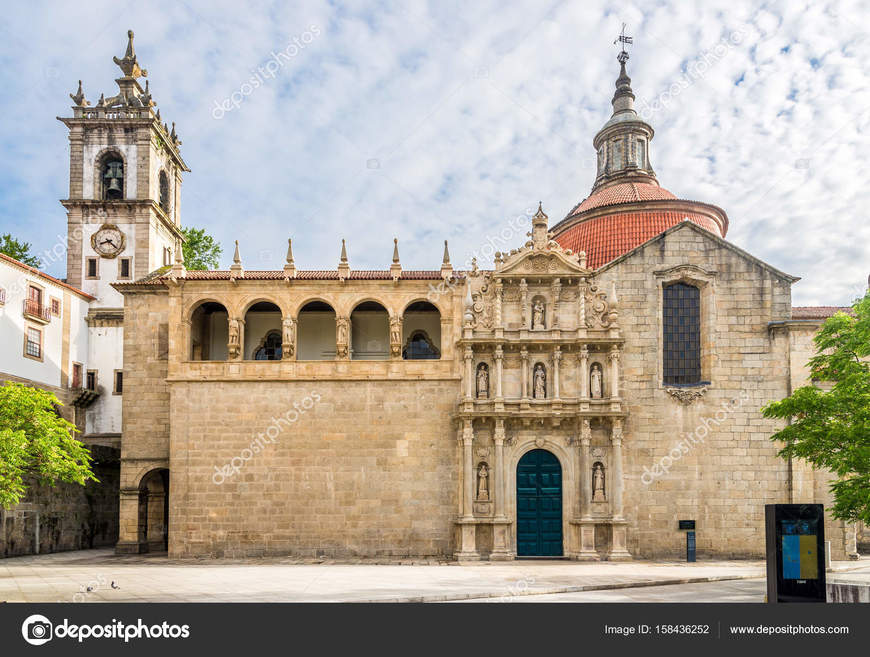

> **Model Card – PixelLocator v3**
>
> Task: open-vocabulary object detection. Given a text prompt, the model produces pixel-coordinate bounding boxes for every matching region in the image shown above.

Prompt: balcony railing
[23,299,51,323]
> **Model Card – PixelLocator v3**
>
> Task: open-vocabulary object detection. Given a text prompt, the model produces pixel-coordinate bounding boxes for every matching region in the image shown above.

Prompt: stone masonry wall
[596,224,796,559]
[168,379,459,558]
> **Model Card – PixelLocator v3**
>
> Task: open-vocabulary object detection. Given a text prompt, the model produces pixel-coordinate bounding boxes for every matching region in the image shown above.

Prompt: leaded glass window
[663,283,701,385]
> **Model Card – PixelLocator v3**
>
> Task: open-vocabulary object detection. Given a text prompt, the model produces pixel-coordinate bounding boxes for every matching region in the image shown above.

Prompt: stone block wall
[596,225,797,559]
[168,379,459,558]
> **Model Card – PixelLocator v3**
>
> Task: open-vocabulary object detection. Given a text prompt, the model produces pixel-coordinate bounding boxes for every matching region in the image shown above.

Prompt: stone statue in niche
[533,363,546,399]
[228,318,240,356]
[282,317,296,356]
[476,363,489,399]
[592,462,606,502]
[336,317,349,358]
[590,363,603,399]
[477,463,489,501]
[531,299,545,329]
[389,316,401,357]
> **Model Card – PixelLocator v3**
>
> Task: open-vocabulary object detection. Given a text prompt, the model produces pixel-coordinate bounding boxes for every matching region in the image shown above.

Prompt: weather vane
[614,23,633,63]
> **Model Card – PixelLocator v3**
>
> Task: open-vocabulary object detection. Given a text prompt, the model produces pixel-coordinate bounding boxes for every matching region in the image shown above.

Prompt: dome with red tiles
[550,56,728,270]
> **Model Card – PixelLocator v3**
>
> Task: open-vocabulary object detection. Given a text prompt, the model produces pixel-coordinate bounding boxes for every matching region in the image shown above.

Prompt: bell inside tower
[103,159,124,200]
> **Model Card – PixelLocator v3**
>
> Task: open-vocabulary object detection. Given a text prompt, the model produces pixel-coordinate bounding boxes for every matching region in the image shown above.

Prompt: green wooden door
[516,449,563,556]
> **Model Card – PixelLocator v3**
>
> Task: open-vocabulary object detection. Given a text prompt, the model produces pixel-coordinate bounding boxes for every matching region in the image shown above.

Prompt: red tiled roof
[567,182,677,216]
[791,306,852,320]
[117,269,451,285]
[0,252,95,300]
[554,211,721,270]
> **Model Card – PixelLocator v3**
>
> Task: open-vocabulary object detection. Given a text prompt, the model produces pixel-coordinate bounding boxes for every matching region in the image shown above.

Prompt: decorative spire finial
[113,29,147,79]
[283,238,296,278]
[230,240,243,278]
[390,238,402,280]
[338,239,350,280]
[440,240,453,279]
[613,23,633,64]
[70,80,89,107]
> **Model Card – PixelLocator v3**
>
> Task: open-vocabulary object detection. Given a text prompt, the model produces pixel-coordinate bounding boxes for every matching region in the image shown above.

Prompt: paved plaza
[1,550,867,603]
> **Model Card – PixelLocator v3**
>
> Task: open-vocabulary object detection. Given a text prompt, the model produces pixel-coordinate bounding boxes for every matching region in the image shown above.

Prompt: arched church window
[402,330,440,360]
[636,140,646,168]
[102,158,124,200]
[159,170,171,212]
[663,283,701,384]
[254,331,283,360]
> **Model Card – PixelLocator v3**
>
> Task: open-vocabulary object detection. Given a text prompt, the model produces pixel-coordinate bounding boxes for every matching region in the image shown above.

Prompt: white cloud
[0,0,867,304]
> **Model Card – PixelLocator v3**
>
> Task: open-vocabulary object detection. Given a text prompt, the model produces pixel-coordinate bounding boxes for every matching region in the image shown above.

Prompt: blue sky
[1,0,868,305]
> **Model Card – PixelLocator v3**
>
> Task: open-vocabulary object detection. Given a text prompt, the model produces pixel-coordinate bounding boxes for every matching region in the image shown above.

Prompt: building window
[636,140,645,168]
[113,370,123,394]
[402,330,440,360]
[24,327,42,360]
[0,286,6,305]
[163,247,172,266]
[102,158,124,200]
[119,257,132,279]
[253,331,283,361]
[611,139,622,170]
[72,362,83,389]
[86,370,97,391]
[50,297,61,317]
[86,257,99,279]
[663,283,702,385]
[159,170,171,213]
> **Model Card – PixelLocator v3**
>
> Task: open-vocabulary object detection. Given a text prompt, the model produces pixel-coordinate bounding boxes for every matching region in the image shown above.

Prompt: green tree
[0,383,97,509]
[0,233,40,267]
[181,227,222,270]
[762,291,870,523]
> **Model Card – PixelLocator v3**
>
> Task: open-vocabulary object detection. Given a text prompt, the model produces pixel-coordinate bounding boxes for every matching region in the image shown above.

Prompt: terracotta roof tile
[554,211,721,269]
[791,306,852,320]
[118,269,450,285]
[567,182,677,216]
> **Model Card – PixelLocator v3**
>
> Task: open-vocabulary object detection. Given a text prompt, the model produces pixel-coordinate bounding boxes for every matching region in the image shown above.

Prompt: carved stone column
[494,345,504,400]
[552,346,561,399]
[551,278,561,328]
[520,348,529,399]
[519,278,528,327]
[282,317,297,360]
[227,317,243,361]
[464,346,474,399]
[576,418,598,559]
[455,419,480,561]
[494,279,503,329]
[609,417,632,560]
[579,345,589,398]
[609,345,620,399]
[491,419,512,560]
[336,317,349,360]
[389,315,402,360]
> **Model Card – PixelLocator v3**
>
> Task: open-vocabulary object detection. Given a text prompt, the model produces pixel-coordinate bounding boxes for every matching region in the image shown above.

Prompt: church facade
[53,32,858,561]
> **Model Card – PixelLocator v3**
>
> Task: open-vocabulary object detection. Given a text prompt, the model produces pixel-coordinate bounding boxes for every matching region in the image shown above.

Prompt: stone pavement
[0,550,867,603]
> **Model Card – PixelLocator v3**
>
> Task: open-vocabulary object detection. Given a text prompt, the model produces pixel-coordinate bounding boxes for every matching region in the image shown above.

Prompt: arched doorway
[516,449,562,556]
[137,468,169,553]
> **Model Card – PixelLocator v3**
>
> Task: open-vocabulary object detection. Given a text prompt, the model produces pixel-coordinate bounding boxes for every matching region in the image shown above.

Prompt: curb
[353,572,766,603]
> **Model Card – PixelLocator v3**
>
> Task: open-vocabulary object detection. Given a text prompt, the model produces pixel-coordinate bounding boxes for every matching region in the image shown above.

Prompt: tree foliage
[0,383,97,509]
[0,233,40,267]
[762,292,870,523]
[181,227,222,270]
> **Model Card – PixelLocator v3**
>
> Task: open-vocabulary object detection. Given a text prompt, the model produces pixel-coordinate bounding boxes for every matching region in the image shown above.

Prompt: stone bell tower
[59,30,189,308]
